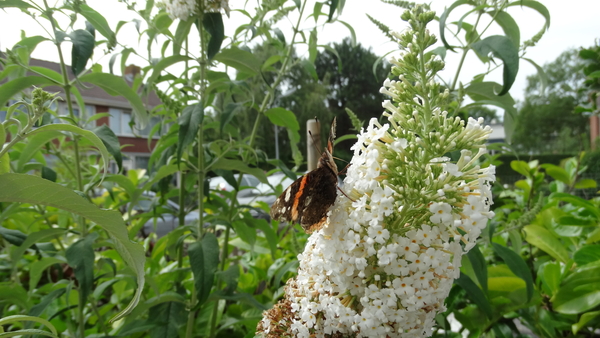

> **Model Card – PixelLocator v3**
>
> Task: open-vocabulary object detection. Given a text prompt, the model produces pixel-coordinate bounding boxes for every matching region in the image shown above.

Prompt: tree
[511,49,589,154]
[313,38,390,161]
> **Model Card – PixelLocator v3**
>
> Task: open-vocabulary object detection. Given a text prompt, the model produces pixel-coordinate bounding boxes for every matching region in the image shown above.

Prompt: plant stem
[248,0,306,148]
[450,12,483,92]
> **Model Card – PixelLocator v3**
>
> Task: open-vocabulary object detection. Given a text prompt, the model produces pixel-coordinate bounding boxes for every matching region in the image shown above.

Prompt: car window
[243,176,260,187]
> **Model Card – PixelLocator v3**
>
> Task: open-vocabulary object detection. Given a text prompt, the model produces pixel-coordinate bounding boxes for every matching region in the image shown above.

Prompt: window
[55,103,96,126]
[109,108,133,136]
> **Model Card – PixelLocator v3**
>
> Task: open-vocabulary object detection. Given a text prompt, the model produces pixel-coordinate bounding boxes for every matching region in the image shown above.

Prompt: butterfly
[270,117,339,233]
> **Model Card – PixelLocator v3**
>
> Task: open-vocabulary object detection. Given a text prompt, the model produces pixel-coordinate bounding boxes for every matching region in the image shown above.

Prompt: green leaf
[492,243,534,301]
[466,245,488,294]
[146,55,192,86]
[189,233,219,305]
[203,12,225,60]
[0,0,32,9]
[29,257,64,291]
[28,288,66,317]
[0,153,9,174]
[510,160,530,177]
[572,311,600,334]
[0,283,29,309]
[574,245,600,266]
[78,72,148,127]
[523,57,548,95]
[328,0,339,21]
[0,173,146,323]
[439,0,469,51]
[0,226,27,246]
[66,232,98,304]
[69,29,95,76]
[248,217,277,258]
[337,20,356,47]
[0,76,55,109]
[471,35,519,95]
[553,281,600,314]
[177,103,204,163]
[147,301,186,338]
[210,158,268,184]
[213,47,261,76]
[220,102,242,134]
[541,164,571,185]
[455,273,493,319]
[173,18,195,55]
[17,130,62,172]
[550,192,600,219]
[93,124,122,173]
[218,264,240,295]
[41,166,57,182]
[10,228,65,262]
[265,107,300,144]
[27,124,110,179]
[301,59,318,81]
[507,0,550,30]
[464,82,517,116]
[575,178,597,189]
[523,224,570,263]
[540,262,561,297]
[232,219,256,249]
[79,4,116,48]
[489,10,520,47]
[0,315,58,335]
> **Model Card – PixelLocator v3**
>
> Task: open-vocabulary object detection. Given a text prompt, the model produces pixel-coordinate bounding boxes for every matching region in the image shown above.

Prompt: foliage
[577,42,600,114]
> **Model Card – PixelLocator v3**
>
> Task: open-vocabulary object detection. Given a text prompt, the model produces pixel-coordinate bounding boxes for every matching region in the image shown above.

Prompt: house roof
[7,57,162,109]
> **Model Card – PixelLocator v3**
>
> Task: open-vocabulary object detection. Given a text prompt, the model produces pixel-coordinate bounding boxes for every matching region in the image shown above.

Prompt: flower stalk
[258,4,496,338]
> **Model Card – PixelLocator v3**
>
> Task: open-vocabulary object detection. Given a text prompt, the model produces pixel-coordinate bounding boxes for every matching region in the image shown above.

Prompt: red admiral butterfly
[270,118,339,233]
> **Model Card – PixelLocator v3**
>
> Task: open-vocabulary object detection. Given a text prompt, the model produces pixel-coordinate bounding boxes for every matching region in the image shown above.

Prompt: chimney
[124,64,141,82]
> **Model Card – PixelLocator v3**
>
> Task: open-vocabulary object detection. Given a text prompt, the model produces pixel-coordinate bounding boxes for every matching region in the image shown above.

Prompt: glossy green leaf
[210,158,268,184]
[78,4,116,48]
[78,72,148,127]
[471,35,519,95]
[550,192,600,219]
[510,160,530,177]
[93,124,122,173]
[575,178,597,189]
[541,164,570,185]
[203,12,225,60]
[41,166,56,182]
[189,232,219,305]
[466,245,487,294]
[574,245,600,266]
[0,173,146,322]
[213,47,261,76]
[66,232,98,304]
[439,0,469,50]
[455,273,493,319]
[0,226,27,246]
[540,261,561,297]
[29,257,64,291]
[489,10,520,47]
[572,310,600,334]
[69,29,94,76]
[523,224,570,263]
[177,103,204,163]
[492,243,534,301]
[553,281,600,314]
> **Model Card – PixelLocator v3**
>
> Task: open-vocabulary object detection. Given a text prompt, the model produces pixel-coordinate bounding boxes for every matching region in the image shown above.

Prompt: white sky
[1,0,599,104]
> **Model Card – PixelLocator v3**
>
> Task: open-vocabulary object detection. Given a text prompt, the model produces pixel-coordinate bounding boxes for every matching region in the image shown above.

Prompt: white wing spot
[284,188,292,202]
[305,196,312,206]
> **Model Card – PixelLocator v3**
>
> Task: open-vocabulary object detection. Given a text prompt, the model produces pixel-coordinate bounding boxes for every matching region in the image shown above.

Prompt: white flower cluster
[162,0,197,20]
[162,0,230,20]
[259,5,495,337]
[260,116,495,337]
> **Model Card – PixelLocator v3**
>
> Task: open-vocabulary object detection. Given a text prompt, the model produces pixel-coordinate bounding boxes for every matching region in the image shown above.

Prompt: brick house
[2,58,161,172]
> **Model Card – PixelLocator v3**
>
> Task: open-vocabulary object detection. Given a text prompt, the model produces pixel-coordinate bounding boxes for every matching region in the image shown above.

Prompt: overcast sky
[1,0,599,104]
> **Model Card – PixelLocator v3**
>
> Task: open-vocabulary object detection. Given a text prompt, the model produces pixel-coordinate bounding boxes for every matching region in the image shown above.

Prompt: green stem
[248,0,307,148]
[450,12,483,92]
[185,284,198,338]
